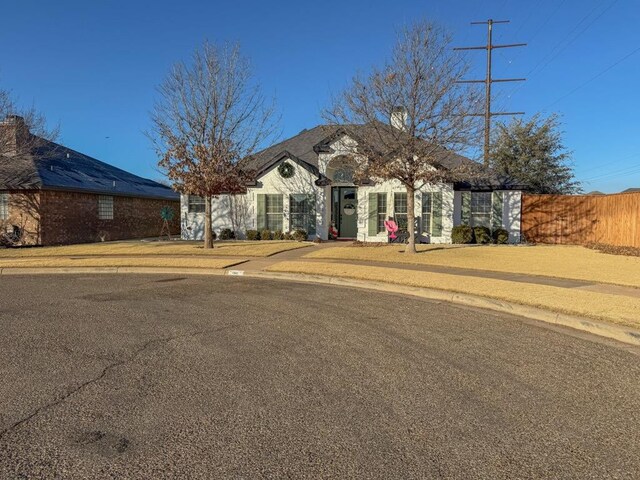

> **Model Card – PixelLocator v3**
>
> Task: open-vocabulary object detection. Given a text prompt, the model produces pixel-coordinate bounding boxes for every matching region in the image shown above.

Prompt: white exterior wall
[246,159,325,238]
[181,156,324,240]
[181,195,204,240]
[452,189,523,243]
[179,132,523,243]
[357,180,454,244]
[503,190,522,243]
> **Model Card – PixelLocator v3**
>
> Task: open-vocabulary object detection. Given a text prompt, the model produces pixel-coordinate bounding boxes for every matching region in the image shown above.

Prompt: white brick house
[181,125,524,243]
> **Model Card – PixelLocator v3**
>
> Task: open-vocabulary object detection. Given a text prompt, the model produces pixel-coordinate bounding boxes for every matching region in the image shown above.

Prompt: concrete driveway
[1,275,639,479]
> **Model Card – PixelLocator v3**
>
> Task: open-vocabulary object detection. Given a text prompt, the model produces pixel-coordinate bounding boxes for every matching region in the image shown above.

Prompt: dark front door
[337,187,357,238]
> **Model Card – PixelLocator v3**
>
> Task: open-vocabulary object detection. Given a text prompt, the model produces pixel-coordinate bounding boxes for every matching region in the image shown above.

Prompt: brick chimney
[0,115,30,156]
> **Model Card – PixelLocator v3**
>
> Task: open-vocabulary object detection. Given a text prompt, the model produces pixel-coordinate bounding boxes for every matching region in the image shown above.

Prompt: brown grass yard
[266,261,640,329]
[304,244,640,288]
[0,256,246,269]
[0,240,311,259]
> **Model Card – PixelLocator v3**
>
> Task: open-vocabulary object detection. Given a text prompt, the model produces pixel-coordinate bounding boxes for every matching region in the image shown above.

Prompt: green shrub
[211,230,217,241]
[219,228,235,240]
[292,229,308,242]
[272,230,285,240]
[451,225,473,244]
[260,229,272,241]
[245,229,260,241]
[283,231,294,240]
[473,226,491,244]
[492,228,509,244]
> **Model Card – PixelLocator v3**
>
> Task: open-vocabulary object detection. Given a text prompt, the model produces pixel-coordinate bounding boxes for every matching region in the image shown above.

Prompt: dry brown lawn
[0,256,246,269]
[304,244,640,288]
[0,240,311,259]
[267,261,640,329]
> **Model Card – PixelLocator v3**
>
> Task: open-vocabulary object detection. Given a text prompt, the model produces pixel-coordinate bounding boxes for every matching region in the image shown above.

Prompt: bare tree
[228,194,250,237]
[0,87,59,157]
[325,21,483,253]
[0,87,58,245]
[149,41,277,248]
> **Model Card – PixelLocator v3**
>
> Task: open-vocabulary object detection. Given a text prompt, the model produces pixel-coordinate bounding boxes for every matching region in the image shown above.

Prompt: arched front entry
[327,156,358,239]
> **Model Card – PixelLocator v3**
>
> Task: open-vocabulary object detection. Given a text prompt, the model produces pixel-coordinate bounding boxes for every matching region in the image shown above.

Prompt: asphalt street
[1,274,639,479]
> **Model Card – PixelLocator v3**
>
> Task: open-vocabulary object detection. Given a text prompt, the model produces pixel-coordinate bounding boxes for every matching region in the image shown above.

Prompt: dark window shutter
[432,192,443,237]
[256,194,266,231]
[492,191,504,230]
[368,193,378,236]
[308,194,316,235]
[461,192,471,225]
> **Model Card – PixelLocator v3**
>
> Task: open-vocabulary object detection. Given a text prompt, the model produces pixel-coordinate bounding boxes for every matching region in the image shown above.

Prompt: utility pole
[455,19,526,165]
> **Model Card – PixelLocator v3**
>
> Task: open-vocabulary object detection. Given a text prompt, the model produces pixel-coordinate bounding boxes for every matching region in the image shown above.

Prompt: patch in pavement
[74,430,132,457]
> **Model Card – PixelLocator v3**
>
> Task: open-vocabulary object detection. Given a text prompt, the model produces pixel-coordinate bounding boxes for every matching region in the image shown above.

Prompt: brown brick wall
[33,190,180,245]
[1,190,42,245]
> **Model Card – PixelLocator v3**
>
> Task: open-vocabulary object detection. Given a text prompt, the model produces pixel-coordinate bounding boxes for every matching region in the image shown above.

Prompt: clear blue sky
[2,0,638,192]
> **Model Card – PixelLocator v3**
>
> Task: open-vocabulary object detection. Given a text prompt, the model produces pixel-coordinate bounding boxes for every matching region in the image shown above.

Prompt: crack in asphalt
[0,326,229,441]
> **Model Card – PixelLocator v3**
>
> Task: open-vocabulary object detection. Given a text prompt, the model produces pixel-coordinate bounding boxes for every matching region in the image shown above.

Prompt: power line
[578,152,640,176]
[542,45,640,110]
[512,0,546,38]
[529,0,619,80]
[582,162,640,182]
[523,2,600,80]
[525,0,568,46]
[505,0,617,100]
[454,19,527,165]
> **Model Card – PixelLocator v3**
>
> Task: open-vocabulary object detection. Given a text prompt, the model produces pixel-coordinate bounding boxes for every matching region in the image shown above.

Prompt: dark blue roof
[0,137,178,200]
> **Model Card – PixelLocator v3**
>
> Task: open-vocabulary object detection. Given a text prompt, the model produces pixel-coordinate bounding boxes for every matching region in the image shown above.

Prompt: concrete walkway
[234,243,640,299]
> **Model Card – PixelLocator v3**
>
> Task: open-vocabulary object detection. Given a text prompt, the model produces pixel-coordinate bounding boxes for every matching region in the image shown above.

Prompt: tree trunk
[405,185,417,254]
[204,195,214,249]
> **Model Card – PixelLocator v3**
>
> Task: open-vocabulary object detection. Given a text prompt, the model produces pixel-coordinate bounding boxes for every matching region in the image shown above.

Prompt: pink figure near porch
[384,219,399,240]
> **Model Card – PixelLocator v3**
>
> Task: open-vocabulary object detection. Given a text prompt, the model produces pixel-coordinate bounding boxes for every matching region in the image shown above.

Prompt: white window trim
[470,192,492,228]
[187,195,206,214]
[265,194,284,232]
[422,192,433,235]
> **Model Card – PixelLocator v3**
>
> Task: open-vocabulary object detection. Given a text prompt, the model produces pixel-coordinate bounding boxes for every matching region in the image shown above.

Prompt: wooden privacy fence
[521,193,640,248]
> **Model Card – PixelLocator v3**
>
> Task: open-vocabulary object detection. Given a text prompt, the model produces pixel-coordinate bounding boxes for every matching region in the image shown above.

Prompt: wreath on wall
[278,161,295,179]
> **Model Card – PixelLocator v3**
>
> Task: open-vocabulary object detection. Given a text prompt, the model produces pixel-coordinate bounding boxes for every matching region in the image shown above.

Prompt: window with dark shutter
[393,192,408,231]
[470,192,492,228]
[290,194,316,234]
[264,194,283,231]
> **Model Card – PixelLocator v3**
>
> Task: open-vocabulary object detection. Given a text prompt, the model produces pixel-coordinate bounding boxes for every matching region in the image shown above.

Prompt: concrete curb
[0,267,227,276]
[2,266,639,347]
[239,270,640,348]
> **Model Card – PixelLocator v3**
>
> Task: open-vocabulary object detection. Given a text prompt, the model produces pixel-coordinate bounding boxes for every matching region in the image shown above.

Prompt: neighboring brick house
[0,115,179,245]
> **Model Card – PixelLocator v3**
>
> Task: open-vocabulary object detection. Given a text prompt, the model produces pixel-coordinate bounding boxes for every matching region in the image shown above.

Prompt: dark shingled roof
[241,125,337,172]
[242,124,477,174]
[0,137,178,200]
[241,124,526,190]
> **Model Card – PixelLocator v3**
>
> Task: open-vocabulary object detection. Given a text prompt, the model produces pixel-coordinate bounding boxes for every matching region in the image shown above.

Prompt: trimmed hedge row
[451,225,509,245]
[245,229,308,242]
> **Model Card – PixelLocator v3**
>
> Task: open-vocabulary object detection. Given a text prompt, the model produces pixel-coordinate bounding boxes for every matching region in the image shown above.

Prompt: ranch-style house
[181,121,525,243]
